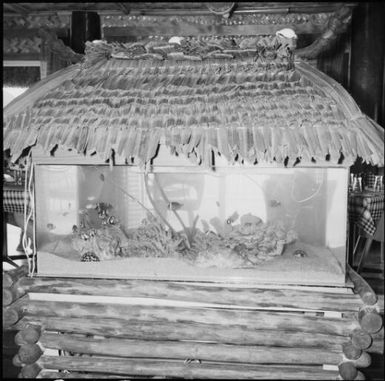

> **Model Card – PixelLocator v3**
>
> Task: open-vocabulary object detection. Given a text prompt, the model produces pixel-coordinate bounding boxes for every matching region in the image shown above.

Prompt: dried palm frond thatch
[3,36,384,167]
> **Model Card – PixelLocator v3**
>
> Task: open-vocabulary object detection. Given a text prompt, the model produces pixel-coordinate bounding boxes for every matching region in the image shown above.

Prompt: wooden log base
[3,287,17,307]
[18,298,361,337]
[19,362,42,378]
[15,315,349,350]
[358,306,383,334]
[354,371,365,380]
[37,356,339,379]
[367,338,384,354]
[351,328,372,350]
[39,331,344,365]
[338,361,358,380]
[337,371,365,381]
[342,342,362,360]
[37,371,124,379]
[15,276,363,312]
[347,264,377,305]
[18,343,43,364]
[16,324,42,344]
[3,306,20,329]
[2,265,28,288]
[12,353,24,368]
[349,351,371,368]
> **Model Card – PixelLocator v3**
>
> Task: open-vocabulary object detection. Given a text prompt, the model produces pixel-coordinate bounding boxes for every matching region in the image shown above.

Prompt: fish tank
[33,153,348,286]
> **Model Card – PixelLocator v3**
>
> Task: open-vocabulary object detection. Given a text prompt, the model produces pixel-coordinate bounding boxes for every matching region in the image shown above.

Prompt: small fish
[184,359,201,364]
[99,173,105,181]
[167,201,183,211]
[108,216,117,225]
[293,249,307,258]
[226,211,239,225]
[216,201,221,207]
[98,210,108,218]
[269,200,281,207]
[46,223,56,231]
[87,196,96,201]
[86,203,97,209]
[68,202,72,209]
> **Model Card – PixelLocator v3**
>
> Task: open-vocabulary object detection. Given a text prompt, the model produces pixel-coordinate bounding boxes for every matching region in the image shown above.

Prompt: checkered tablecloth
[348,191,384,236]
[3,185,32,214]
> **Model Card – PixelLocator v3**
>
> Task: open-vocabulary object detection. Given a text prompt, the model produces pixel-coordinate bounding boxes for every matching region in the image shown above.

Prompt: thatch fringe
[3,42,383,167]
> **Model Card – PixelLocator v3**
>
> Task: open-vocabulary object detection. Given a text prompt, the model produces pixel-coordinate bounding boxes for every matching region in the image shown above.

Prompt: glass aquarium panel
[35,165,348,285]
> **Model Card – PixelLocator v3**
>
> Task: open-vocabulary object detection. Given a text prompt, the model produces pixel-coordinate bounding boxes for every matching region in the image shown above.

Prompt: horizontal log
[18,343,43,364]
[3,307,20,329]
[19,362,42,378]
[3,287,18,307]
[12,353,24,367]
[367,339,384,354]
[37,371,124,378]
[2,294,29,329]
[15,324,41,345]
[347,265,377,306]
[350,351,371,368]
[16,315,348,349]
[39,331,343,365]
[19,298,360,336]
[38,356,339,379]
[342,342,362,360]
[3,265,28,288]
[354,371,365,380]
[15,276,363,312]
[372,329,384,339]
[358,306,383,334]
[338,361,358,380]
[337,370,365,380]
[350,328,372,350]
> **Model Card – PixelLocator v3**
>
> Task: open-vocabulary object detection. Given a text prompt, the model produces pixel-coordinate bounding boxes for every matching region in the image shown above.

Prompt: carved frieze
[101,12,333,29]
[3,14,70,29]
[3,36,41,55]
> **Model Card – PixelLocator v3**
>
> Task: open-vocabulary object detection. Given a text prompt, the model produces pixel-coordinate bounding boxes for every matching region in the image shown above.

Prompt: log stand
[3,265,383,379]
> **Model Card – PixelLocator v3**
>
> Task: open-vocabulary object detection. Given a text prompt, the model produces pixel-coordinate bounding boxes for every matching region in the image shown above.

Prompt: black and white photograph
[3,2,384,379]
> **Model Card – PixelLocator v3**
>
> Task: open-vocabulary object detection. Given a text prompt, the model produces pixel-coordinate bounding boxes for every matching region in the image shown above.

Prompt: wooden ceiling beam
[4,28,69,39]
[116,3,131,15]
[4,3,30,15]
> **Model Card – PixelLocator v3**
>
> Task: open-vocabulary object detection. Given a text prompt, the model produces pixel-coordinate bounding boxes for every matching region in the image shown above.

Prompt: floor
[2,230,384,379]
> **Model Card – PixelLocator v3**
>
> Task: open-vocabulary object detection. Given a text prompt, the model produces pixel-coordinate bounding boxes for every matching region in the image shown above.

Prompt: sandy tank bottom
[37,242,346,286]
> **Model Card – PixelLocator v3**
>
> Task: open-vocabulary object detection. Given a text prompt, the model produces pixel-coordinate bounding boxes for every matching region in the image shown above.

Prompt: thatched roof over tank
[3,36,384,167]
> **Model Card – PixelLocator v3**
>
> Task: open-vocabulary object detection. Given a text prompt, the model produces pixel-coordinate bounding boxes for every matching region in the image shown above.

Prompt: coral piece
[121,213,188,259]
[80,252,100,262]
[72,224,129,261]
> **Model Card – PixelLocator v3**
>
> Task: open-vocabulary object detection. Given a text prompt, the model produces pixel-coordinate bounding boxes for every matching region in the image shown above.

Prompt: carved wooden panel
[3,14,70,30]
[101,12,333,40]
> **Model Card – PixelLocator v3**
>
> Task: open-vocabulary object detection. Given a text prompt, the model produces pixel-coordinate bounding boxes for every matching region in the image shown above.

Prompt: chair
[355,213,384,276]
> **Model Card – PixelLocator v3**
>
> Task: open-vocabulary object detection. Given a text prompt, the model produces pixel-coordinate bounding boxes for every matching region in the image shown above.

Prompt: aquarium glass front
[35,165,348,285]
